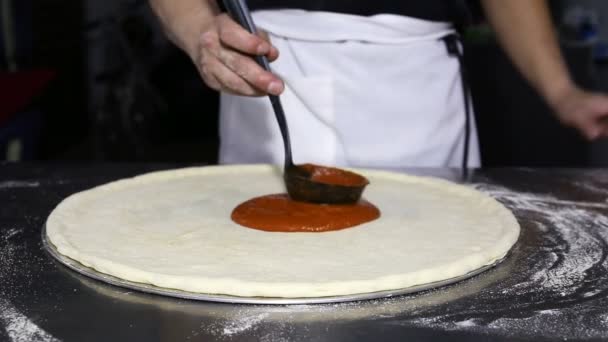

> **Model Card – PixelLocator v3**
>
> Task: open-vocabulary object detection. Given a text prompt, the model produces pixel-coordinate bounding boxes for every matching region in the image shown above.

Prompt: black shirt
[246,0,470,26]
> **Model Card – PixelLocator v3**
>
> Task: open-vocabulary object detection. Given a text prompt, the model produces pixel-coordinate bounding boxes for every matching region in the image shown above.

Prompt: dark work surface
[2,163,608,341]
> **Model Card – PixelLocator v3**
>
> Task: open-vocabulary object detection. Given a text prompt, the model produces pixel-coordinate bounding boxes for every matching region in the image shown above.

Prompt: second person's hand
[195,13,284,96]
[550,84,608,140]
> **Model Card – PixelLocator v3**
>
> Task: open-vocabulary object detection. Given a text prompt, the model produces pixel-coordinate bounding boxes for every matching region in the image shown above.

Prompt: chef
[150,0,608,168]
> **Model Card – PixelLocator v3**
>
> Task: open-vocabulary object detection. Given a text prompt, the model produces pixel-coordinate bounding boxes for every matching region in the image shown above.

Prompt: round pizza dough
[46,165,520,298]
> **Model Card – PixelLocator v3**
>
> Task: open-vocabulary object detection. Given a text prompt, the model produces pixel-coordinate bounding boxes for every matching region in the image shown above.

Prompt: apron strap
[442,33,472,173]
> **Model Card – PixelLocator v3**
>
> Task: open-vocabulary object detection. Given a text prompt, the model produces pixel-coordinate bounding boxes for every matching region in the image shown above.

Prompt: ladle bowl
[285,164,369,204]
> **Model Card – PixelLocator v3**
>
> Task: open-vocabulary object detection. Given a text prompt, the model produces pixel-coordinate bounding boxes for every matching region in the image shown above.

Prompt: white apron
[219,10,480,168]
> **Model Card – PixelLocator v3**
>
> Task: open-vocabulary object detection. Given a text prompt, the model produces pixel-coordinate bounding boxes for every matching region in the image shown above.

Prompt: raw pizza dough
[46,165,520,298]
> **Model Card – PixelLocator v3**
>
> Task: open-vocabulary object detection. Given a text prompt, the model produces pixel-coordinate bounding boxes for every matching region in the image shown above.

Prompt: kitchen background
[0,0,607,167]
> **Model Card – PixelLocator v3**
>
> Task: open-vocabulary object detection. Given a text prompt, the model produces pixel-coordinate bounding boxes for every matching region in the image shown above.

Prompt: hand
[550,85,608,140]
[194,14,284,96]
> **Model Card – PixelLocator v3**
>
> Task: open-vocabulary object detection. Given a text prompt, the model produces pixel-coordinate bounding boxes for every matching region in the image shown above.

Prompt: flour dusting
[454,319,478,327]
[1,224,58,342]
[0,300,59,342]
[222,312,269,336]
[397,181,608,339]
[474,183,608,297]
[2,228,22,242]
[197,311,270,339]
[0,181,40,189]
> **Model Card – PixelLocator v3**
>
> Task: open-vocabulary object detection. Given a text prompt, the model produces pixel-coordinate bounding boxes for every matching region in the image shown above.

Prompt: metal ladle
[222,0,368,204]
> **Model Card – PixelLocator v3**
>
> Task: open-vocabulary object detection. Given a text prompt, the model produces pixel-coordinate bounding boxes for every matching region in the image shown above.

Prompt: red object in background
[0,69,55,126]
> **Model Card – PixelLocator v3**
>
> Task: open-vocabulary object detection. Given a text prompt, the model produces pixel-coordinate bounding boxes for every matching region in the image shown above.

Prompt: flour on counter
[0,299,59,342]
[474,183,608,297]
[196,311,270,339]
[537,309,558,315]
[1,223,59,342]
[0,181,40,189]
[2,228,23,242]
[454,319,478,327]
[222,312,269,336]
[393,182,608,339]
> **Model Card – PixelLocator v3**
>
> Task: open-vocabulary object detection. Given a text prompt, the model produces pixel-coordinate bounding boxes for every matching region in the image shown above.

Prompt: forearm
[480,0,573,106]
[149,0,220,56]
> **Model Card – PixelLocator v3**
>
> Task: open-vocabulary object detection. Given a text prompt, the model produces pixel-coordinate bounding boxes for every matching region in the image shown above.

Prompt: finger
[587,129,602,141]
[580,119,603,140]
[216,14,272,55]
[199,63,222,91]
[195,39,222,91]
[215,48,284,95]
[258,31,279,61]
[589,95,608,117]
[267,45,279,62]
[588,97,608,138]
[207,56,264,96]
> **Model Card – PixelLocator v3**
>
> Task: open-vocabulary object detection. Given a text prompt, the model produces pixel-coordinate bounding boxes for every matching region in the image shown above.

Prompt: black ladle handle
[222,0,294,170]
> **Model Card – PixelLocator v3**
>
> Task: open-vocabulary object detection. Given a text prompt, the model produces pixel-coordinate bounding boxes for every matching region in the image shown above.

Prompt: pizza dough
[46,165,520,298]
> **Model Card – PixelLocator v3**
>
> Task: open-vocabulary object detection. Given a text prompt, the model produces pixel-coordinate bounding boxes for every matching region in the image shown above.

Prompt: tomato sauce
[231,194,380,233]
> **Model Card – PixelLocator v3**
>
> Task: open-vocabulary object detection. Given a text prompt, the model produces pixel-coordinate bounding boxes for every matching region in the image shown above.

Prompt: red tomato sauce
[231,194,381,232]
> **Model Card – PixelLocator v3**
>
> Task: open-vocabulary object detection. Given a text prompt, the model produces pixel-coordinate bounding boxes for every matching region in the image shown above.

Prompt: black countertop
[2,164,608,341]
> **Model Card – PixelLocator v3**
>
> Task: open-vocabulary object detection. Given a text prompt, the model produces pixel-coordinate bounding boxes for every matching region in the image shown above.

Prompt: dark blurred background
[0,0,607,167]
